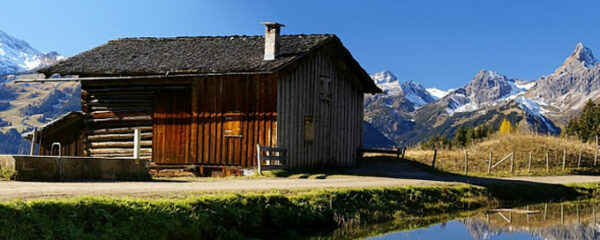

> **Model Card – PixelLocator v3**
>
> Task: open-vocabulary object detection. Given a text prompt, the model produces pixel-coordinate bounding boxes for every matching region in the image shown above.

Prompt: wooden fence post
[561,203,564,225]
[578,150,582,167]
[401,147,406,159]
[546,152,549,173]
[594,206,597,226]
[487,152,492,174]
[510,152,514,174]
[464,150,468,175]
[432,149,437,168]
[562,149,566,170]
[528,152,532,173]
[29,127,37,156]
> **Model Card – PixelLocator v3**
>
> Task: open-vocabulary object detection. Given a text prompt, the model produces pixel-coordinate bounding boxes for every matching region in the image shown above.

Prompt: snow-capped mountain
[364,43,600,146]
[0,30,77,154]
[526,43,600,124]
[367,70,437,109]
[437,70,535,114]
[364,71,439,147]
[0,30,63,76]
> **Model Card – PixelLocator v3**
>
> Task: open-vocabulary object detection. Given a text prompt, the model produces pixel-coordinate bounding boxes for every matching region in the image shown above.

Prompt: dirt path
[2,159,600,200]
[1,174,600,201]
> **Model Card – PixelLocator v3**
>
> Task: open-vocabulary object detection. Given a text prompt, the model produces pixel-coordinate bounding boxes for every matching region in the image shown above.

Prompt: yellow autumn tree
[498,118,513,135]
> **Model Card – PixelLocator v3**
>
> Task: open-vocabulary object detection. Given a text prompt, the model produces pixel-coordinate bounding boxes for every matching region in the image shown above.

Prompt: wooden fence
[359,147,406,159]
[360,140,599,176]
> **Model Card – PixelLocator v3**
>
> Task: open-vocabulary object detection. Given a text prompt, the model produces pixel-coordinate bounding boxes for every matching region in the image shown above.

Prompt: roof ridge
[109,34,335,42]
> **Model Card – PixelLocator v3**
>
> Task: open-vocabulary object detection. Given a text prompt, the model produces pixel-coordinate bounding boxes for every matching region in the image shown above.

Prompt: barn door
[152,88,192,164]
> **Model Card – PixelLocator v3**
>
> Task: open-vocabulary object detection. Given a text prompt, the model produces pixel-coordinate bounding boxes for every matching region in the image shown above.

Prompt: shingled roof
[38,34,380,93]
[40,34,336,75]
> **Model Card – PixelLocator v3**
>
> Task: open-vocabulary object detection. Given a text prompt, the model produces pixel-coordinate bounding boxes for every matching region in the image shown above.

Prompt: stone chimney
[261,22,285,61]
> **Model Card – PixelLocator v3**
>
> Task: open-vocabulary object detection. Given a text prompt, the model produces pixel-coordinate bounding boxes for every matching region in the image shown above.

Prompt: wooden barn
[27,23,381,171]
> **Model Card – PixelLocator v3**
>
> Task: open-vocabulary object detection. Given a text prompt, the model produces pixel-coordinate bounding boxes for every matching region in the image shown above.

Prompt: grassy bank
[407,133,599,176]
[2,182,600,239]
[0,185,489,239]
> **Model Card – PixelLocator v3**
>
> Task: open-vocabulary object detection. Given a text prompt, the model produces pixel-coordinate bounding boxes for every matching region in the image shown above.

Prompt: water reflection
[369,201,600,240]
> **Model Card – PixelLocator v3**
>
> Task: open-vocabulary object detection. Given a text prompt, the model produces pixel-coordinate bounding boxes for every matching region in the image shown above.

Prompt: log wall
[81,83,163,159]
[277,46,364,169]
[81,75,277,167]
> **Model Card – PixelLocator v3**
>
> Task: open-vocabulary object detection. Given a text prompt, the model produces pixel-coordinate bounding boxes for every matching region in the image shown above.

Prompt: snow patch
[426,88,451,99]
[515,81,535,90]
[516,96,558,133]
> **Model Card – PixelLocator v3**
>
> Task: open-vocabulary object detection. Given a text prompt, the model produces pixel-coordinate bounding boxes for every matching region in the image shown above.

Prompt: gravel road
[1,159,599,200]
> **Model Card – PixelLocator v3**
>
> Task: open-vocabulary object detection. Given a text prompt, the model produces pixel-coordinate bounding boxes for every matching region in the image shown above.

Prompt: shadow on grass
[266,156,590,202]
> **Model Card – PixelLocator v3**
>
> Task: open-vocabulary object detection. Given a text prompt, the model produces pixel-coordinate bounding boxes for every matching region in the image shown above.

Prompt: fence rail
[361,143,599,176]
[359,147,406,159]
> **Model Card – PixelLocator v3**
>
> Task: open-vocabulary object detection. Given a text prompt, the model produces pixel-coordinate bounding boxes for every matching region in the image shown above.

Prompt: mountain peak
[563,43,598,68]
[475,69,505,79]
[370,70,398,84]
[0,30,63,75]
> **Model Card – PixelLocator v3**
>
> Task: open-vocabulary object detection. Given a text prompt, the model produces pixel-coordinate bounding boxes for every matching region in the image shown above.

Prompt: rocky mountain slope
[0,30,79,154]
[366,43,600,146]
[363,71,440,147]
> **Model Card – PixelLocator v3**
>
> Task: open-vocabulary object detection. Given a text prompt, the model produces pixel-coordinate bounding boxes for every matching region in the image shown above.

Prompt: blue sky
[1,0,599,89]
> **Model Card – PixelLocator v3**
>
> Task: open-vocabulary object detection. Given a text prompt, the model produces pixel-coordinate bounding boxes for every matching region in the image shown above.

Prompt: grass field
[405,133,599,177]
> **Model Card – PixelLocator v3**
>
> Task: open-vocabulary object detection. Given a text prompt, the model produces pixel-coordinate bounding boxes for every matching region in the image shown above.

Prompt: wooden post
[487,152,492,174]
[562,149,566,170]
[396,148,401,159]
[595,135,599,166]
[432,149,437,168]
[29,127,37,156]
[256,144,262,175]
[544,203,548,221]
[594,206,597,226]
[561,203,564,225]
[464,150,468,175]
[528,152,532,173]
[510,152,514,174]
[578,150,582,167]
[546,152,549,173]
[133,128,141,159]
[577,204,580,224]
[401,147,406,159]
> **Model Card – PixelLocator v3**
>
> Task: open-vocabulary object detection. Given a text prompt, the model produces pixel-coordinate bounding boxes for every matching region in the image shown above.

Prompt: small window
[304,116,315,142]
[224,112,243,137]
[319,75,331,101]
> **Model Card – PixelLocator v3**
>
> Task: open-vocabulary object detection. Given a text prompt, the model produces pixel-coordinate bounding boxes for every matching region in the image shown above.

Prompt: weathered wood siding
[153,89,192,164]
[81,75,277,167]
[192,75,277,167]
[38,118,84,157]
[277,47,364,169]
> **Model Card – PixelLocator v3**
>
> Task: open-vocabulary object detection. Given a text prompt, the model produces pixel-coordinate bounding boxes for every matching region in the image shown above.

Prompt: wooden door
[153,89,192,164]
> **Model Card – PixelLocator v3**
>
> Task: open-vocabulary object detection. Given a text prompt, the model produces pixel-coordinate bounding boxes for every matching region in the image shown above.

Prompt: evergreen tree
[563,100,600,143]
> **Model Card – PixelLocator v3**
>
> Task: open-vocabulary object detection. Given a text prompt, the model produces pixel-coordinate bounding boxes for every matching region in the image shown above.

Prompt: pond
[368,200,599,240]
[307,200,600,240]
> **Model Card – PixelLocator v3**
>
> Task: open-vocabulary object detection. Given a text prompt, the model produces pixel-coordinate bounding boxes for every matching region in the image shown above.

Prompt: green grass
[0,185,491,239]
[0,168,14,180]
[3,182,600,239]
[408,133,600,177]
